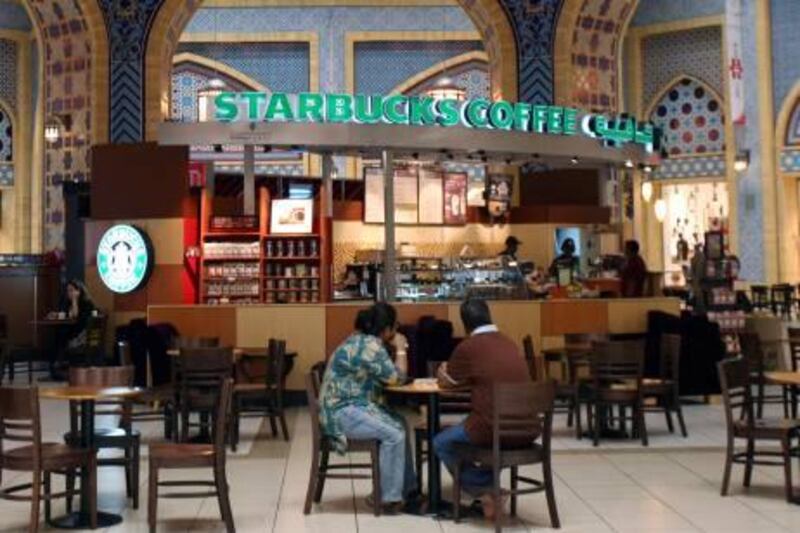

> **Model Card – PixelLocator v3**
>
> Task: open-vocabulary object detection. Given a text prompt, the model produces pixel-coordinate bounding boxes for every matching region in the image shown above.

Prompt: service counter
[148,298,680,391]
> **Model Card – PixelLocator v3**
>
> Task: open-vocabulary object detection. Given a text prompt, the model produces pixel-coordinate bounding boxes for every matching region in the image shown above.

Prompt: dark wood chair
[771,284,795,318]
[230,339,289,450]
[176,347,234,443]
[586,339,647,447]
[310,361,326,393]
[751,285,771,313]
[0,314,36,384]
[303,372,382,516]
[0,386,97,532]
[64,366,141,509]
[643,334,688,437]
[522,335,543,381]
[739,332,789,419]
[65,315,108,367]
[788,328,800,418]
[413,360,470,491]
[718,357,800,502]
[452,381,559,533]
[148,378,235,533]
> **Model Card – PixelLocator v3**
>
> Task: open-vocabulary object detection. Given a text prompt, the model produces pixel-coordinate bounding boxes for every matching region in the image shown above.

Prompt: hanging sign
[213,92,657,153]
[97,225,153,294]
[486,174,513,218]
[726,0,746,125]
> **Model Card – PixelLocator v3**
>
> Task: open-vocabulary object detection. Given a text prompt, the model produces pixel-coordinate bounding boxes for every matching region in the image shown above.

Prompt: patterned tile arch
[654,155,726,180]
[780,148,800,173]
[402,59,491,101]
[649,77,725,157]
[786,99,800,146]
[0,104,12,187]
[0,39,18,113]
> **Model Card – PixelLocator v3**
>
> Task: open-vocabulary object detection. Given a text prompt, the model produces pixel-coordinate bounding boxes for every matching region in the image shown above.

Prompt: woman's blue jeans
[335,405,417,503]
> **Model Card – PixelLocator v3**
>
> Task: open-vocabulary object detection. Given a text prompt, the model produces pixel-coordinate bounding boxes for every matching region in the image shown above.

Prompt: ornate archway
[143,0,518,141]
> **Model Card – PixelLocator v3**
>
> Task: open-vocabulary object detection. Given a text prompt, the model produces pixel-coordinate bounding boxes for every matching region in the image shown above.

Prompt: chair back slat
[0,387,41,454]
[214,378,234,456]
[309,362,326,396]
[522,335,538,381]
[179,347,234,410]
[174,337,220,350]
[590,340,645,384]
[305,373,323,444]
[659,334,681,381]
[787,328,800,372]
[718,357,753,426]
[69,366,135,388]
[491,381,555,447]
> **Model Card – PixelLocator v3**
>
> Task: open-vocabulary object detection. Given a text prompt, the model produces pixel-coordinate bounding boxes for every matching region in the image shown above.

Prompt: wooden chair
[0,386,97,532]
[643,334,688,437]
[522,335,543,381]
[148,378,235,533]
[230,339,289,450]
[718,358,800,502]
[303,372,382,516]
[751,285,770,312]
[66,315,108,367]
[586,340,647,447]
[771,284,795,319]
[310,361,327,393]
[176,347,234,443]
[64,366,141,509]
[0,314,36,384]
[543,334,596,439]
[452,381,559,533]
[788,328,800,418]
[739,332,789,419]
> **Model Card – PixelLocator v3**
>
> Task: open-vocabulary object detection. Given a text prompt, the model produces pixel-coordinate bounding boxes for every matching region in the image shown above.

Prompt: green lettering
[297,93,324,122]
[512,102,531,132]
[463,99,490,128]
[563,107,578,135]
[264,93,294,122]
[488,101,514,130]
[531,105,548,133]
[354,95,383,124]
[241,92,266,121]
[383,95,409,125]
[409,96,437,126]
[214,92,239,122]
[325,93,353,123]
[547,106,564,134]
[435,99,460,127]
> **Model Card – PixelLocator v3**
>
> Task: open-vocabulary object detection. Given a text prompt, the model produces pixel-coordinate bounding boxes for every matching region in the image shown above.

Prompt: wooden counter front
[148,298,679,391]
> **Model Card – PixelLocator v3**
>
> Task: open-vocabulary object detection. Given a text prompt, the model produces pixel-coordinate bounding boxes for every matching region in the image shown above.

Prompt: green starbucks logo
[97,225,152,294]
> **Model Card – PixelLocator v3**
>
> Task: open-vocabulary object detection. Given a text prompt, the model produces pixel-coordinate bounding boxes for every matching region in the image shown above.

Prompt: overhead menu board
[444,172,468,225]
[364,166,419,224]
[418,168,444,224]
[364,167,385,223]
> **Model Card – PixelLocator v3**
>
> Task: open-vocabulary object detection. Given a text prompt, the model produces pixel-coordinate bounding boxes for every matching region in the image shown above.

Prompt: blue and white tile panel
[780,147,800,174]
[654,154,726,180]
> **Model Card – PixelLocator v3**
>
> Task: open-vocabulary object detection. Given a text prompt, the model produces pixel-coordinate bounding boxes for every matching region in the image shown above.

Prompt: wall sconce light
[44,115,71,144]
[641,181,653,203]
[734,150,750,172]
[654,198,667,222]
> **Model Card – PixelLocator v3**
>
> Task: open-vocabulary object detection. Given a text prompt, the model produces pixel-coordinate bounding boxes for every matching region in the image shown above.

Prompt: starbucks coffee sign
[97,225,152,294]
[214,92,657,153]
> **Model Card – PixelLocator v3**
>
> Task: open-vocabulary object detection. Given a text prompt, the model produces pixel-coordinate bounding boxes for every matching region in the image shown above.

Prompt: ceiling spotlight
[642,164,653,174]
[505,158,512,165]
[641,181,653,203]
[262,145,272,153]
[532,153,540,159]
[624,159,634,169]
[734,150,750,172]
[570,156,579,165]
[412,152,419,160]
[480,156,488,163]
[213,144,223,153]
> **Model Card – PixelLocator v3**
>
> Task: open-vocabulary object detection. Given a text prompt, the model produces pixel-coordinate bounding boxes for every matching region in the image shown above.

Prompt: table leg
[49,399,123,529]
[426,393,441,515]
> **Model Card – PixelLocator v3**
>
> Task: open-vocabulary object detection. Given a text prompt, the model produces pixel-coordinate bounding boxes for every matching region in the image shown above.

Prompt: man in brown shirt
[433,299,531,517]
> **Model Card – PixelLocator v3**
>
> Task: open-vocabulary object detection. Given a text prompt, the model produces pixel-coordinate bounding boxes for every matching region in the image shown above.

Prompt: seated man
[433,298,531,519]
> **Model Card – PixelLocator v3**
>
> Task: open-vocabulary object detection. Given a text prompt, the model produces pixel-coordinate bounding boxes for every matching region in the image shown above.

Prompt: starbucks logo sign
[97,225,152,294]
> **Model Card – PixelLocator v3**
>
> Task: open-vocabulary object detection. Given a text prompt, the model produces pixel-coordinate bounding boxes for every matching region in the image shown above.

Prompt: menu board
[418,168,444,224]
[443,172,468,225]
[363,166,419,224]
[467,179,487,207]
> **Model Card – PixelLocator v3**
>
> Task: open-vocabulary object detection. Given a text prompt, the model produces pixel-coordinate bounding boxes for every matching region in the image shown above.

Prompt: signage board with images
[418,167,444,224]
[443,172,468,225]
[271,199,314,234]
[486,173,513,217]
[97,224,153,294]
[363,166,421,225]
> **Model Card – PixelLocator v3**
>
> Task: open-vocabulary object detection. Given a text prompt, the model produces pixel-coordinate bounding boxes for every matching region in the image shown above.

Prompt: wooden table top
[542,345,593,355]
[32,318,76,326]
[39,386,142,401]
[166,347,298,358]
[765,371,800,386]
[386,379,458,395]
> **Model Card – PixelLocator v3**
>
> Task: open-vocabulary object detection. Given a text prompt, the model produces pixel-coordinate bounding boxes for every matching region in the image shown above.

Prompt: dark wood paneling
[91,143,192,219]
[509,205,610,224]
[0,267,61,346]
[520,169,600,206]
[541,300,608,336]
[113,265,188,313]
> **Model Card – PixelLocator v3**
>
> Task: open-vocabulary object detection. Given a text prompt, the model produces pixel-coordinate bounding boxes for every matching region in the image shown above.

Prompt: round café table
[766,371,800,386]
[385,380,450,517]
[39,385,141,529]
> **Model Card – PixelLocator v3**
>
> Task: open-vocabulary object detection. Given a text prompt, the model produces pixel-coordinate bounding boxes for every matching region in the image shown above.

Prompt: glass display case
[394,257,527,301]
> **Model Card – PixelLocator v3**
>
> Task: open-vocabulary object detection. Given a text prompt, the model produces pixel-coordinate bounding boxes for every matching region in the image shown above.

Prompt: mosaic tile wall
[780,147,800,173]
[786,101,800,145]
[654,155,726,181]
[771,0,800,119]
[641,26,723,111]
[0,106,12,187]
[631,0,725,27]
[570,0,635,113]
[0,39,18,113]
[650,77,725,158]
[408,62,490,102]
[355,40,482,94]
[0,0,32,31]
[28,0,93,252]
[177,42,310,95]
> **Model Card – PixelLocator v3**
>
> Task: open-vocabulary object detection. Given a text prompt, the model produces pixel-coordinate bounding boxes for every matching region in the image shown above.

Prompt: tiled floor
[2,401,800,532]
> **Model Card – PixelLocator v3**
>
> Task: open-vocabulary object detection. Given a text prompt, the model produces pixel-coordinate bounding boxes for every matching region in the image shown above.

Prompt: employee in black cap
[499,236,521,263]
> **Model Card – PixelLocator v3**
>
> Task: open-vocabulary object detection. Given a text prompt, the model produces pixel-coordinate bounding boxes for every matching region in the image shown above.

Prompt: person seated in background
[620,240,647,298]
[47,279,97,377]
[319,303,417,513]
[434,298,531,520]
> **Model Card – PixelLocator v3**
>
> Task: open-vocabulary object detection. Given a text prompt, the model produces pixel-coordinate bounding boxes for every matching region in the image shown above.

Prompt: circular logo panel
[97,225,152,294]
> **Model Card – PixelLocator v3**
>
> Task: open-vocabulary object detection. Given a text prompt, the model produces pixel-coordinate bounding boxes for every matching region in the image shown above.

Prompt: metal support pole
[321,153,334,217]
[243,144,255,215]
[382,150,396,302]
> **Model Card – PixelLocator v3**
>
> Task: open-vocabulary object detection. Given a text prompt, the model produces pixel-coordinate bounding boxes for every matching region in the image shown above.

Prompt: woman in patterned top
[319,303,417,511]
